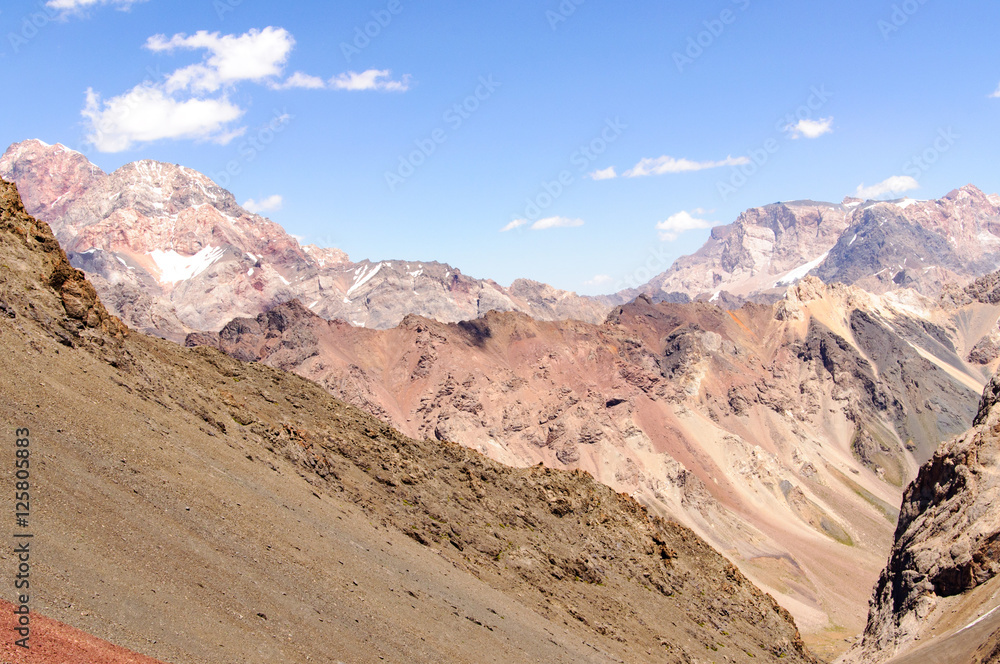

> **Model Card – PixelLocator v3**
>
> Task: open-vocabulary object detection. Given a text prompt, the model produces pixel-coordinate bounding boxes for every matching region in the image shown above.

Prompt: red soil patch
[0,600,167,664]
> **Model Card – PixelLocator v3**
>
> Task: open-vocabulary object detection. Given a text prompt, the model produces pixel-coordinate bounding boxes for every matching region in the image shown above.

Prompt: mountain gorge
[839,372,1000,664]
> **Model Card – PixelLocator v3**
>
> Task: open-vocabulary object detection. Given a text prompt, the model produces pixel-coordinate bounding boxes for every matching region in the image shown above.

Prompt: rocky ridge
[642,187,1000,303]
[842,371,1000,663]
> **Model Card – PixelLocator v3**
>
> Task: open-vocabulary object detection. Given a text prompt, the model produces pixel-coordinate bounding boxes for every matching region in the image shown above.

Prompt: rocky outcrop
[845,372,1000,663]
[0,179,128,352]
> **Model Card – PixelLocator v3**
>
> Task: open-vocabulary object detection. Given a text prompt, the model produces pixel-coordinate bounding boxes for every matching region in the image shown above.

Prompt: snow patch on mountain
[345,262,384,299]
[148,246,226,284]
[774,251,830,288]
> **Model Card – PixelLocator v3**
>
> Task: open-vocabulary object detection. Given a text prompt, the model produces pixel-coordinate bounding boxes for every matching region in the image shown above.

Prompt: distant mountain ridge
[640,187,1000,304]
[0,139,609,340]
[5,139,1000,342]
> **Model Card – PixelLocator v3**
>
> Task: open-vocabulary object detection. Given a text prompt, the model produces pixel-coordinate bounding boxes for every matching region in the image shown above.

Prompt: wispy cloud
[584,274,612,287]
[991,83,1000,99]
[243,194,283,214]
[531,216,584,230]
[328,69,411,92]
[500,219,528,232]
[623,155,749,178]
[855,175,919,200]
[785,117,834,139]
[273,71,327,90]
[46,0,146,13]
[588,166,617,181]
[500,217,584,232]
[656,209,716,241]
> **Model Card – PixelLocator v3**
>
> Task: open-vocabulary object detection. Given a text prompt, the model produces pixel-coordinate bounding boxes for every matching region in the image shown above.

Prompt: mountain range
[0,139,610,341]
[7,139,1000,344]
[8,136,1000,661]
[0,176,817,663]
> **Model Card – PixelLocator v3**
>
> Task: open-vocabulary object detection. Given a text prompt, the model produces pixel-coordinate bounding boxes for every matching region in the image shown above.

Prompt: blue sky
[2,0,999,294]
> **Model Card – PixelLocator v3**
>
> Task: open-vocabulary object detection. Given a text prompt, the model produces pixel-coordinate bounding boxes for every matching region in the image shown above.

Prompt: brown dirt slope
[0,178,817,662]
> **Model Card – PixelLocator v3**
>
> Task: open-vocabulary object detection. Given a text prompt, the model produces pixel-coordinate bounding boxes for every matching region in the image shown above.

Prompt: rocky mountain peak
[0,139,105,220]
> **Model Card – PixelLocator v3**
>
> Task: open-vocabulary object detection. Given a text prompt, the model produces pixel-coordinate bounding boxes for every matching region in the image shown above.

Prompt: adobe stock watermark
[716,85,833,201]
[901,127,958,182]
[613,245,673,292]
[547,0,586,30]
[510,118,626,225]
[214,0,244,20]
[341,0,404,62]
[878,0,931,40]
[384,75,501,192]
[6,1,62,55]
[212,109,292,189]
[673,0,751,73]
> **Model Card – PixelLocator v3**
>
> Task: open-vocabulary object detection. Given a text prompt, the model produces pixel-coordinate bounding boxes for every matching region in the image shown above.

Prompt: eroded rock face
[846,372,1000,663]
[644,200,854,300]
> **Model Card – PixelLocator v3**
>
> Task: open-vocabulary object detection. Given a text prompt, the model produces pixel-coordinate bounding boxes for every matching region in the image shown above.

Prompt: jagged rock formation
[0,139,609,339]
[842,373,1000,664]
[193,275,1000,658]
[1,177,820,663]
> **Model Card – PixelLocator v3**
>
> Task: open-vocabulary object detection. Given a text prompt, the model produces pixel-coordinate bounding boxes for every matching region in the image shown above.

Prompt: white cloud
[242,194,284,214]
[328,69,411,92]
[83,27,411,152]
[531,216,584,230]
[786,117,834,139]
[82,86,244,152]
[500,219,528,232]
[274,71,327,90]
[588,167,617,181]
[656,210,716,241]
[584,274,612,287]
[147,27,295,93]
[46,0,145,12]
[624,155,750,178]
[855,176,920,200]
[990,84,1000,99]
